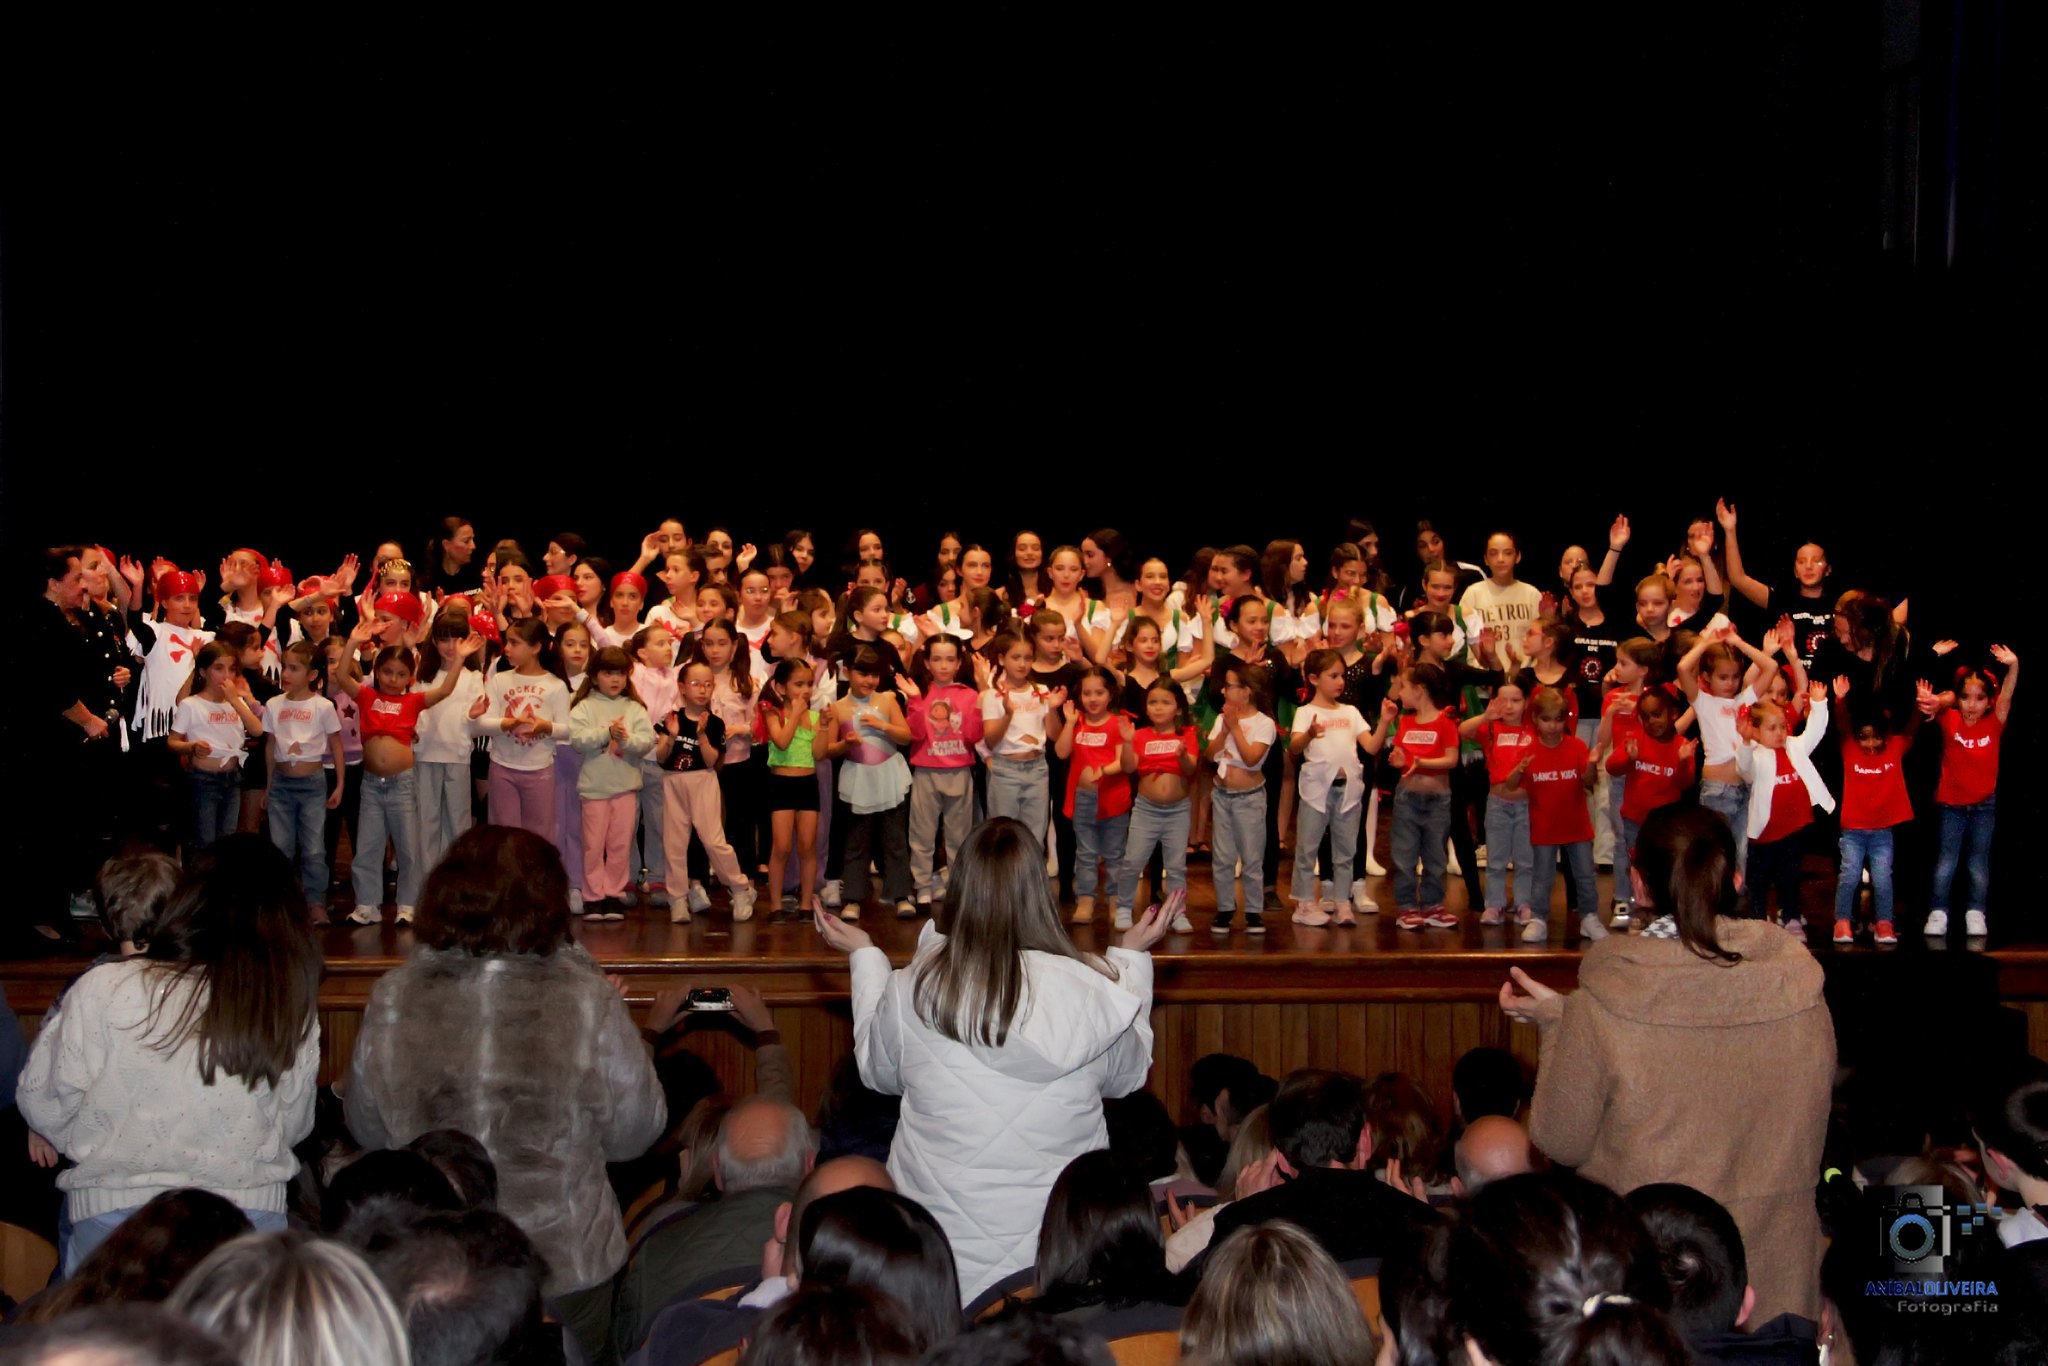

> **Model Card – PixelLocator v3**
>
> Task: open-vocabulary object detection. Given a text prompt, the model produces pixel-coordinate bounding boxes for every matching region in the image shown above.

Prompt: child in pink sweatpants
[655,662,758,923]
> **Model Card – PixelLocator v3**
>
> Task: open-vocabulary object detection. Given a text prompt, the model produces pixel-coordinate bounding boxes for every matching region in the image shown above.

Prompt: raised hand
[460,632,485,658]
[813,897,873,952]
[1991,644,2019,667]
[1932,639,1960,657]
[1537,591,1557,617]
[1775,615,1797,655]
[972,654,994,692]
[1121,888,1178,952]
[1808,679,1827,704]
[1307,716,1326,740]
[1916,680,1940,717]
[1380,697,1400,723]
[1832,675,1850,701]
[1046,687,1068,713]
[118,555,145,593]
[1194,593,1216,621]
[469,690,490,719]
[1609,514,1632,550]
[737,543,758,572]
[1715,498,1737,531]
[1499,965,1563,1027]
[1062,700,1078,724]
[333,553,360,593]
[641,531,664,561]
[1062,634,1084,663]
[895,673,921,698]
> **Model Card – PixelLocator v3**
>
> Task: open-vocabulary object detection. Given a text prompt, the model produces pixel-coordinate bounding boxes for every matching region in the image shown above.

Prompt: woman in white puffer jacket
[816,815,1173,1303]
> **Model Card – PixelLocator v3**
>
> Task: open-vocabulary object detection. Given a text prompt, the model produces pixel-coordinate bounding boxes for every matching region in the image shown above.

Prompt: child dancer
[1460,682,1534,929]
[760,657,822,916]
[655,661,758,923]
[1678,624,1780,868]
[1831,674,1917,945]
[1324,595,1387,906]
[1460,533,1542,672]
[1598,687,1696,933]
[168,642,263,851]
[824,646,915,918]
[1205,661,1275,934]
[318,635,365,896]
[1288,649,1368,928]
[469,617,571,842]
[262,641,344,924]
[414,615,486,872]
[1598,638,1658,925]
[979,631,1065,863]
[1918,646,2018,937]
[1120,679,1199,930]
[1057,665,1136,927]
[696,619,764,889]
[1734,682,1834,931]
[1360,662,1459,931]
[629,624,681,910]
[1515,687,1603,945]
[336,624,480,924]
[903,635,977,913]
[551,621,594,912]
[569,646,656,920]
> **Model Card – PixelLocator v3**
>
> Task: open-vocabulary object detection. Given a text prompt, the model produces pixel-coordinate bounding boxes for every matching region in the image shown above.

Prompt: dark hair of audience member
[1624,1183,1749,1339]
[342,1202,550,1366]
[1179,1221,1374,1365]
[1190,1054,1258,1116]
[1630,805,1745,965]
[10,1303,238,1366]
[915,1311,1115,1366]
[796,1187,962,1353]
[414,824,573,956]
[1449,1172,1689,1366]
[1381,1219,1458,1366]
[168,1230,410,1366]
[1268,1069,1368,1169]
[816,1053,902,1163]
[322,1147,462,1232]
[1103,1091,1183,1184]
[19,1189,251,1324]
[1368,1072,1450,1185]
[611,1048,724,1212]
[741,1282,920,1366]
[1971,1055,2048,1184]
[1453,1046,1527,1123]
[1033,1151,1174,1314]
[408,1127,500,1210]
[143,833,322,1088]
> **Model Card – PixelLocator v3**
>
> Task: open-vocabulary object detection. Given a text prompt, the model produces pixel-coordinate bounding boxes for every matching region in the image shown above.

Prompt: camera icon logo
[1875,1185,1989,1276]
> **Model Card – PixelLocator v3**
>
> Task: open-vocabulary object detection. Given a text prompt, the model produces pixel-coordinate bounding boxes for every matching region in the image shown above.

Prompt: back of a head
[1631,805,1745,963]
[1367,1072,1447,1180]
[1190,1054,1259,1116]
[95,849,180,947]
[415,823,572,956]
[1215,1104,1274,1201]
[1971,1056,2048,1186]
[718,1097,818,1194]
[11,1304,237,1366]
[323,1146,462,1231]
[405,1128,500,1210]
[1102,1091,1181,1184]
[1624,1182,1748,1338]
[343,1202,549,1366]
[783,1155,896,1278]
[1453,1116,1536,1196]
[22,1189,252,1324]
[1180,1220,1373,1366]
[1034,1151,1166,1310]
[741,1282,920,1366]
[168,1230,410,1366]
[1268,1069,1367,1170]
[1453,1046,1527,1122]
[797,1187,961,1353]
[916,1313,1114,1366]
[1450,1172,1690,1366]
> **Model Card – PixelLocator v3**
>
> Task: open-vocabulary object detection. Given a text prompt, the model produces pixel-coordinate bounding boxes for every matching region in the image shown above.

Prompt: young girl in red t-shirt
[1510,687,1602,944]
[1361,661,1459,930]
[1918,645,2019,938]
[1056,666,1136,927]
[1832,674,1920,946]
[1459,681,1534,928]
[1121,679,1199,929]
[1598,687,1696,934]
[1735,681,1835,933]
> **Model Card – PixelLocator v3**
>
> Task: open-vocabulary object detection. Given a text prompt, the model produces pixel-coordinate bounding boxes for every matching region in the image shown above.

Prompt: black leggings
[323,764,365,893]
[1746,834,1805,922]
[1046,750,1077,899]
[1448,756,1486,903]
[719,753,768,871]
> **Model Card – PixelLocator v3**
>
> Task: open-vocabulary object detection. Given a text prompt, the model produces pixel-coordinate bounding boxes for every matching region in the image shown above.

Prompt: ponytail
[1634,806,1743,964]
[1567,1293,1693,1366]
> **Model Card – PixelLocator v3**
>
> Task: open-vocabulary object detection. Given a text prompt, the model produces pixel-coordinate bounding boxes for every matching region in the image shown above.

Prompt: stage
[8,859,2046,1124]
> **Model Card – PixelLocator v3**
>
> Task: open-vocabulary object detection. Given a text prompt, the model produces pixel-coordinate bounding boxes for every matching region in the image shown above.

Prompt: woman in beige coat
[1501,804,1834,1325]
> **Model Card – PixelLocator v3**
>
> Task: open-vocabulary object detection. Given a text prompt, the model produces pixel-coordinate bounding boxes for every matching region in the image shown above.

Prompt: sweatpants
[1122,795,1190,903]
[582,792,638,899]
[663,770,747,895]
[908,768,973,900]
[844,802,912,903]
[416,759,472,871]
[554,744,589,896]
[488,762,557,843]
[1211,784,1266,918]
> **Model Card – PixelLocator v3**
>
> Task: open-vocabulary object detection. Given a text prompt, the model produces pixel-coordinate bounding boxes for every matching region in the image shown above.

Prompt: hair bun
[1581,1292,1634,1319]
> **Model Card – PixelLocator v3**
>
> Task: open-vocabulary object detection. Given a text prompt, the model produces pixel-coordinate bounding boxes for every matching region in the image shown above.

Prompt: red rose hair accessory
[374,591,425,627]
[534,574,577,603]
[469,610,502,644]
[612,571,648,595]
[156,569,202,599]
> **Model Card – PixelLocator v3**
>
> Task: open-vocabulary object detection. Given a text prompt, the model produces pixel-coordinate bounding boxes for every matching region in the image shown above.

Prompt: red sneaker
[1423,907,1459,930]
[1874,921,1898,945]
[1832,920,1854,944]
[1396,910,1426,931]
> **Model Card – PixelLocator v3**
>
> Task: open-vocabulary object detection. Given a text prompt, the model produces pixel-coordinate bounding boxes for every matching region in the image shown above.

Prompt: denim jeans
[1211,784,1267,916]
[1931,796,1996,914]
[1608,776,1632,908]
[266,771,330,907]
[1292,786,1359,903]
[1533,840,1598,920]
[631,763,667,887]
[1389,786,1451,910]
[1122,794,1190,901]
[68,1206,287,1277]
[1836,827,1896,923]
[1483,797,1533,911]
[1699,780,1750,869]
[987,755,1050,851]
[1073,787,1129,902]
[352,768,421,911]
[190,768,240,850]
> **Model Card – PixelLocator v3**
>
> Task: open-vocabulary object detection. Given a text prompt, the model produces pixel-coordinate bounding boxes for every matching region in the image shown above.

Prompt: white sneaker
[1364,853,1387,877]
[1473,844,1488,869]
[1169,909,1194,933]
[732,887,757,922]
[1112,902,1132,930]
[347,905,380,926]
[1861,867,1872,885]
[669,901,692,924]
[1608,901,1632,929]
[1924,910,1948,936]
[821,879,844,910]
[1520,916,1548,943]
[394,905,415,926]
[1965,910,1988,937]
[1353,883,1378,914]
[687,883,713,914]
[1580,914,1609,942]
[567,890,583,915]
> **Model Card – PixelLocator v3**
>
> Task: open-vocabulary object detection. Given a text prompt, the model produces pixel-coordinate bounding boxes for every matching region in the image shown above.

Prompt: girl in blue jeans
[262,642,345,924]
[168,643,265,851]
[1205,663,1276,932]
[1361,662,1461,930]
[1121,680,1199,931]
[1056,667,1136,926]
[1919,646,2018,938]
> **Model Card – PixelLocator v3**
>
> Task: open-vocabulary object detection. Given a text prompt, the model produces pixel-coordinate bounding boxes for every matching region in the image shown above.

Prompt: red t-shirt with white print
[1935,711,2002,807]
[1840,734,1912,830]
[1756,748,1816,844]
[1524,736,1594,846]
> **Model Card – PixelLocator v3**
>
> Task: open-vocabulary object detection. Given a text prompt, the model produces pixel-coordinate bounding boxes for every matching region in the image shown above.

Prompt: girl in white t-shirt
[980,631,1067,854]
[413,614,488,875]
[734,567,778,650]
[1205,662,1276,934]
[262,640,344,922]
[1678,622,1781,867]
[170,642,265,851]
[468,617,571,843]
[1037,546,1112,660]
[1287,649,1368,928]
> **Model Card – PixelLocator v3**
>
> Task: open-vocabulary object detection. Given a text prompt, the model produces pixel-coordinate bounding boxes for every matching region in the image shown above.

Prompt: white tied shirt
[1208,711,1276,779]
[1292,703,1367,813]
[982,683,1053,758]
[263,692,341,766]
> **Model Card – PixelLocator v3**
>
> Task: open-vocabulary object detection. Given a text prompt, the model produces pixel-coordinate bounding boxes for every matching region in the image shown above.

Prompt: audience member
[1972,1056,2048,1253]
[816,816,1167,1302]
[1031,1151,1178,1320]
[915,1311,1114,1366]
[1103,1091,1209,1203]
[814,1054,901,1164]
[18,836,322,1273]
[742,1283,920,1366]
[1450,1115,1536,1198]
[1367,1071,1452,1194]
[1502,804,1834,1323]
[15,1189,251,1325]
[1451,1045,1527,1124]
[1165,1103,1273,1274]
[615,1096,817,1352]
[1448,1172,1690,1366]
[320,1147,461,1232]
[343,1200,555,1366]
[1627,1182,1821,1365]
[1179,1054,1269,1187]
[1180,1220,1374,1366]
[1201,1069,1436,1271]
[167,1230,410,1366]
[343,824,667,1362]
[93,850,180,955]
[8,1304,237,1366]
[406,1127,500,1211]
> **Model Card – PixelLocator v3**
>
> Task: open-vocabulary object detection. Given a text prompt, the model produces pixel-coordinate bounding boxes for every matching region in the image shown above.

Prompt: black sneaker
[1244,911,1266,936]
[1211,915,1234,935]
